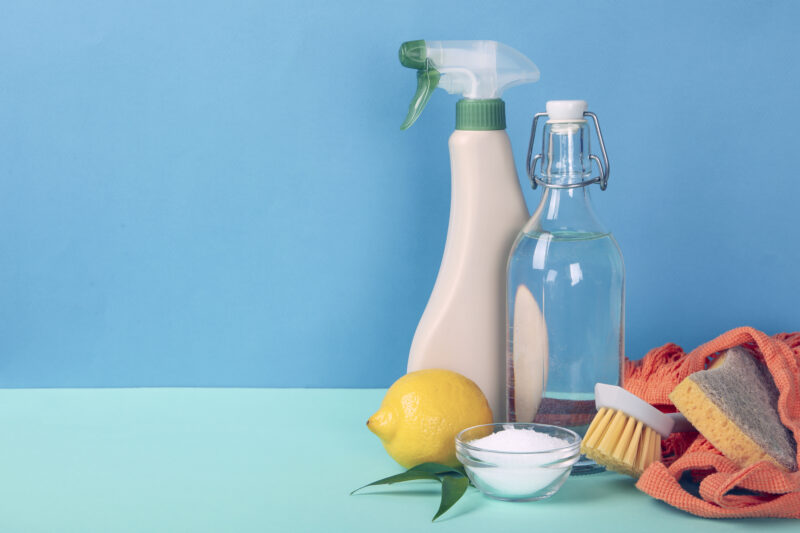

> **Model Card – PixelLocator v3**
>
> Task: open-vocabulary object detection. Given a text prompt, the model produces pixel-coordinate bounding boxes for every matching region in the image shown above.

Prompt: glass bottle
[506,100,624,475]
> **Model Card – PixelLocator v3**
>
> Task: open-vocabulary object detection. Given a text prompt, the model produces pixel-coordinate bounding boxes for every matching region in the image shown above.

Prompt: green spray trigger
[399,40,440,130]
[402,67,440,130]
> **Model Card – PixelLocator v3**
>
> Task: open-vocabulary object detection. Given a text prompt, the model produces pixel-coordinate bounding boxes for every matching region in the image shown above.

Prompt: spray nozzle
[399,41,441,130]
[398,40,540,129]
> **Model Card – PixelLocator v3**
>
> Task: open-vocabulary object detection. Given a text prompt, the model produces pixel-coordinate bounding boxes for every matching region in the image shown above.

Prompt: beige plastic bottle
[398,40,540,420]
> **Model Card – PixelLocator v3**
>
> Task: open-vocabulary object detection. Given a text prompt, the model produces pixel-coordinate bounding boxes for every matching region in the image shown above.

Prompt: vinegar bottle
[506,100,624,474]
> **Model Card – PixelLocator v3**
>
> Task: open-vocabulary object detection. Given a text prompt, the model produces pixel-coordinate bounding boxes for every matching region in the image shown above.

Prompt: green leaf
[350,470,441,495]
[408,462,465,476]
[351,463,471,522]
[432,475,469,521]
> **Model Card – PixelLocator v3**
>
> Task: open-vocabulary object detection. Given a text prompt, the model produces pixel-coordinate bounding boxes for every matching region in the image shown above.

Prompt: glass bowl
[455,423,581,501]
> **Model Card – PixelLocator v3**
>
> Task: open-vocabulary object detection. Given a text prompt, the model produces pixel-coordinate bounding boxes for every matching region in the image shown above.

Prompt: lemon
[367,369,493,468]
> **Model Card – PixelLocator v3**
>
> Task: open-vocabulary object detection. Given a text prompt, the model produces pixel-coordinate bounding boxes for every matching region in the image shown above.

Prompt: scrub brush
[581,384,692,478]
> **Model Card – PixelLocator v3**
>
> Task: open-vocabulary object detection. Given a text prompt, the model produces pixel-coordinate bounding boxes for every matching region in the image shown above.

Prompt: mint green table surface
[0,388,796,532]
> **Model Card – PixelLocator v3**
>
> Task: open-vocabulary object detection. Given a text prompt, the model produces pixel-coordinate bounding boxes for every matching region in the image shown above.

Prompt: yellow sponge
[670,347,796,472]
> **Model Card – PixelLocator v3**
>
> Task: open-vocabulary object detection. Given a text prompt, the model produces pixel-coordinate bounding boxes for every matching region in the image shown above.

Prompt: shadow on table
[350,472,643,521]
[352,487,441,498]
[442,472,638,520]
[544,471,638,505]
[351,482,485,522]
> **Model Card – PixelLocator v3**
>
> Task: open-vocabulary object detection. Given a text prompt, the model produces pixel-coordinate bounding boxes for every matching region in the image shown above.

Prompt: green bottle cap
[455,99,506,130]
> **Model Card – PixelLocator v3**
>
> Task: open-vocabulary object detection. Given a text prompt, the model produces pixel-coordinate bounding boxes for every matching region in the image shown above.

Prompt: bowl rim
[455,422,581,456]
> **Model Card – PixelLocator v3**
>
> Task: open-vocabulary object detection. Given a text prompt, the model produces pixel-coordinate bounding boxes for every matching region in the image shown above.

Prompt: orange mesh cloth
[622,327,800,518]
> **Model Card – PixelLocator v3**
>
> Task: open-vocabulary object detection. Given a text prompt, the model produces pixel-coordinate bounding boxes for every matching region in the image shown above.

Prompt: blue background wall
[1,0,798,387]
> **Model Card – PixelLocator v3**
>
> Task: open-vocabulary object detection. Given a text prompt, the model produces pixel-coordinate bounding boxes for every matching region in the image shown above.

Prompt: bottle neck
[539,121,592,187]
[528,187,607,235]
[526,120,607,235]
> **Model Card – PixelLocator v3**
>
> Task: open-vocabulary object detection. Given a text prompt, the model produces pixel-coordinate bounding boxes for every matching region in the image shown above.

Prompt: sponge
[669,346,797,472]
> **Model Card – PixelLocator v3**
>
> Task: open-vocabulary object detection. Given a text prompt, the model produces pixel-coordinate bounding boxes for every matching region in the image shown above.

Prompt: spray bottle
[400,40,539,420]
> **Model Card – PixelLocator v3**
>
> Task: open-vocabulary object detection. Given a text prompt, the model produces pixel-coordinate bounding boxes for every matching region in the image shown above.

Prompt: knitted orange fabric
[623,327,800,518]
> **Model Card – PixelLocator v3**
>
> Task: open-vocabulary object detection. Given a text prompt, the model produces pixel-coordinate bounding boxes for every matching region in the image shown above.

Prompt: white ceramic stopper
[546,100,588,121]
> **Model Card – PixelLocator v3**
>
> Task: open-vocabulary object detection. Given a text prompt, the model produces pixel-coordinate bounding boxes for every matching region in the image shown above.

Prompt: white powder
[469,424,568,453]
[462,425,577,499]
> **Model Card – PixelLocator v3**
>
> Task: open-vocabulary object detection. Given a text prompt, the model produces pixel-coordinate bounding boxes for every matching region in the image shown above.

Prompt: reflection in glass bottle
[506,102,623,475]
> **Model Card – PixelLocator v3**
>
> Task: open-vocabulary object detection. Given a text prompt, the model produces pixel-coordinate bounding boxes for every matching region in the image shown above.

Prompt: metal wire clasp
[525,111,611,190]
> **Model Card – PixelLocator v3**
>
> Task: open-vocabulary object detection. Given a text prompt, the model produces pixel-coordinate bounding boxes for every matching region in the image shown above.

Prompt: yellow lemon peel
[367,369,492,468]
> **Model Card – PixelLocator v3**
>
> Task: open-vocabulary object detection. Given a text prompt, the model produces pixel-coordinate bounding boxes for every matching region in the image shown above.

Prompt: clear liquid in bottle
[506,102,624,475]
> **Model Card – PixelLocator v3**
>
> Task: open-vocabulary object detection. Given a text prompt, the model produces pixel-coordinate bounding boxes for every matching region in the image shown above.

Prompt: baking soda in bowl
[470,425,569,452]
[455,423,581,501]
